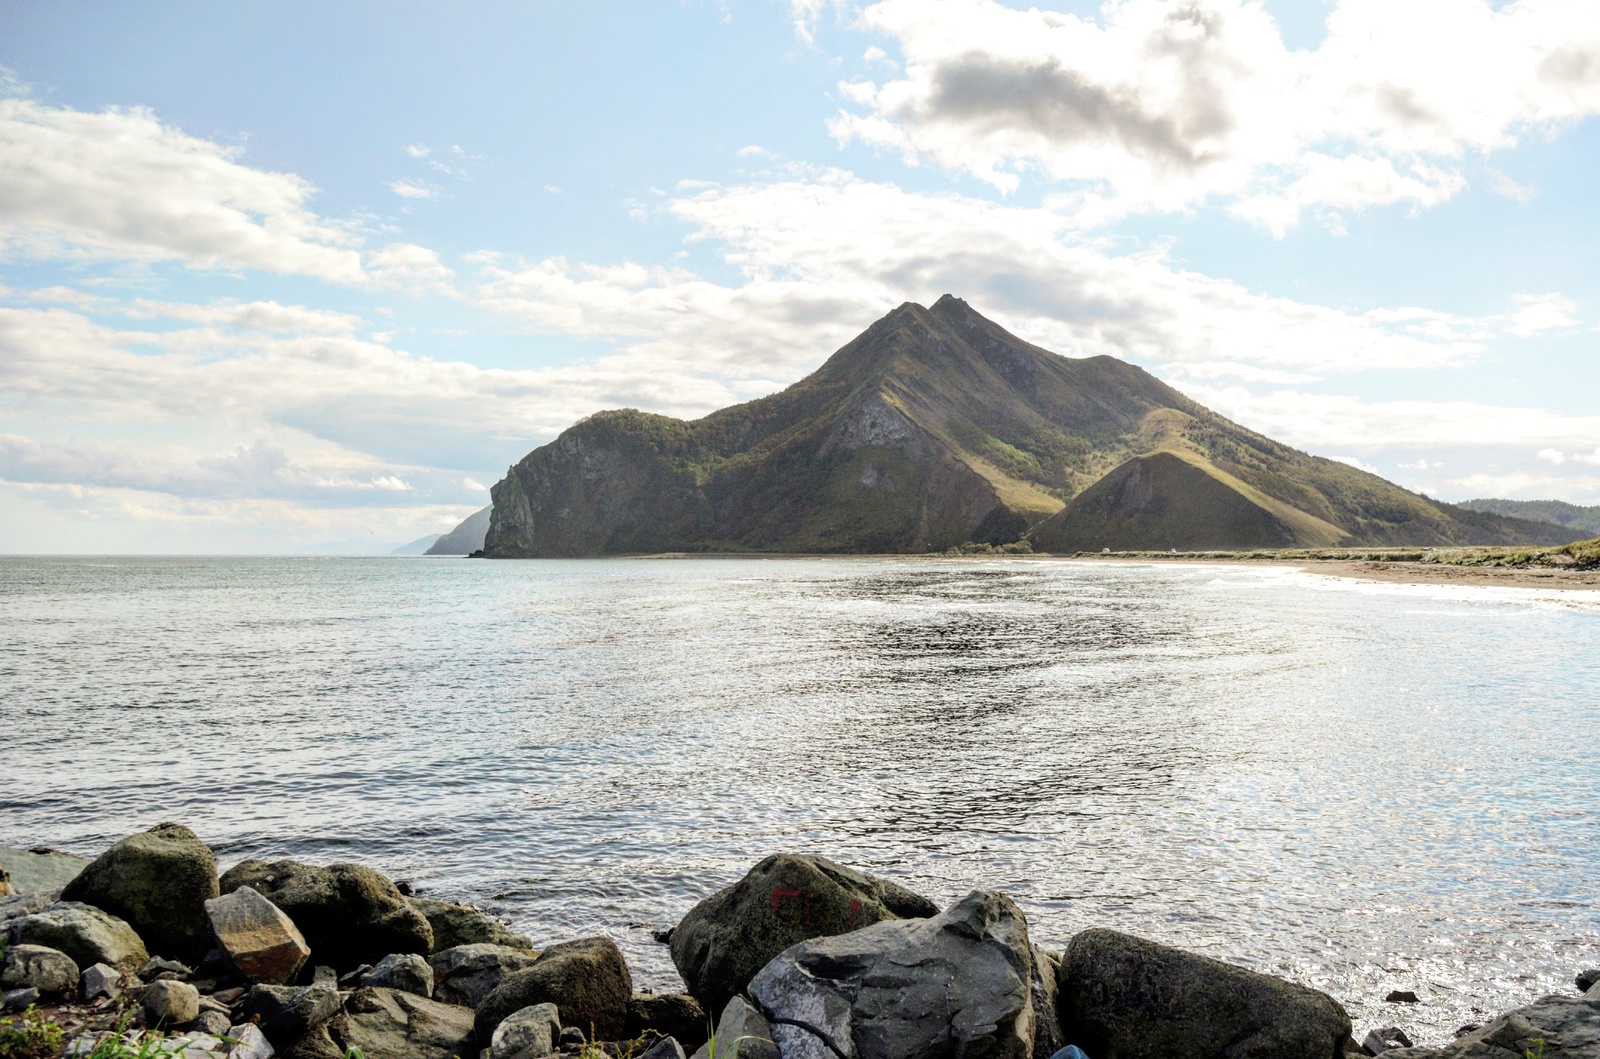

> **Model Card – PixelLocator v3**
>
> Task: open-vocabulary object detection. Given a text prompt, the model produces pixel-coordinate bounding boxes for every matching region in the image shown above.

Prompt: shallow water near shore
[2,555,1597,1044]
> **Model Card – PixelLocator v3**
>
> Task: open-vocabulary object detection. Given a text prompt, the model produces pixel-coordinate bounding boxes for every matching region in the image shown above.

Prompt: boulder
[0,847,91,896]
[747,890,1035,1059]
[475,936,633,1042]
[226,1023,275,1059]
[1579,970,1600,994]
[1,943,80,994]
[1059,928,1353,1059]
[240,982,341,1047]
[62,824,220,963]
[81,962,127,1001]
[1365,1027,1416,1054]
[640,1039,687,1059]
[491,1002,561,1059]
[141,957,193,981]
[2,987,39,1012]
[670,854,939,1014]
[431,945,542,1008]
[7,901,149,972]
[1030,947,1065,1059]
[1380,993,1600,1059]
[219,860,431,971]
[143,981,202,1027]
[688,998,777,1059]
[205,887,310,985]
[194,1011,232,1037]
[408,898,536,953]
[330,987,477,1059]
[628,993,709,1052]
[0,893,54,925]
[361,952,433,997]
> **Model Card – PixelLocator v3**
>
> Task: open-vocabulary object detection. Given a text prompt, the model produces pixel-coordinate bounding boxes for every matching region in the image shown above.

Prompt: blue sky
[2,0,1599,552]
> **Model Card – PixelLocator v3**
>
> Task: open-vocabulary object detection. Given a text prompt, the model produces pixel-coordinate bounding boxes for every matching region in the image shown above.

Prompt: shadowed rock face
[473,936,634,1043]
[482,296,1579,556]
[669,853,939,1017]
[1059,928,1352,1059]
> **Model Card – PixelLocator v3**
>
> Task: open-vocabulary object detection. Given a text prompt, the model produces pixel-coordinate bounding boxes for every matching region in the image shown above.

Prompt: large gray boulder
[474,936,633,1042]
[361,952,433,997]
[747,890,1036,1059]
[671,854,939,1015]
[62,823,220,963]
[408,898,535,953]
[205,886,310,984]
[143,981,202,1027]
[330,987,477,1059]
[491,1002,561,1059]
[1,944,79,994]
[430,944,542,1008]
[1381,993,1600,1059]
[6,901,149,972]
[220,860,432,971]
[0,848,90,896]
[689,997,778,1059]
[1059,928,1352,1059]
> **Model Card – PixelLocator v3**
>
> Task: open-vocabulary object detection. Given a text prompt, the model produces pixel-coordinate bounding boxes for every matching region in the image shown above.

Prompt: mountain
[1455,498,1600,536]
[391,533,444,556]
[483,296,1581,556]
[426,506,491,555]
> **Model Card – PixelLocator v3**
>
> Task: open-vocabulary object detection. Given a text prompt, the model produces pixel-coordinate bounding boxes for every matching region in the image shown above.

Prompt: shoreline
[1062,554,1600,592]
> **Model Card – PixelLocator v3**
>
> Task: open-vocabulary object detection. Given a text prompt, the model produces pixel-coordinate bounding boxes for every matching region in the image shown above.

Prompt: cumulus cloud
[834,0,1600,228]
[474,169,1501,379]
[0,99,365,281]
[390,179,439,200]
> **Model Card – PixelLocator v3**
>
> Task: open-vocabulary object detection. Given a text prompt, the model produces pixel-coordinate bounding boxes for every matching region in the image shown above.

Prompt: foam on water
[1,555,1596,1045]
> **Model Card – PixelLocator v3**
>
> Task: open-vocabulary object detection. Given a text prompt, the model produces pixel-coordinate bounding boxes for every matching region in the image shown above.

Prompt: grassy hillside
[1455,498,1600,535]
[484,297,1581,556]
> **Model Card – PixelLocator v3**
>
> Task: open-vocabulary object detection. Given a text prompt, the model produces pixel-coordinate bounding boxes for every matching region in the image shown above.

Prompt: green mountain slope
[1455,498,1600,535]
[484,296,1581,555]
[425,505,491,555]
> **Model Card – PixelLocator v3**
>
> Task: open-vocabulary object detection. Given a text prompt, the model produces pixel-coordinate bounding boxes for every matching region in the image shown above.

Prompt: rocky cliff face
[483,296,1581,556]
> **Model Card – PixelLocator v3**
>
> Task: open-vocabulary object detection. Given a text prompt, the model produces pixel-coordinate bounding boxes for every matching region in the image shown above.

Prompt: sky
[2,0,1599,553]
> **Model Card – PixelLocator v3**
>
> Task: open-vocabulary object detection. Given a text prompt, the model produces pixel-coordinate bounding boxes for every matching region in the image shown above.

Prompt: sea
[2,555,1597,1045]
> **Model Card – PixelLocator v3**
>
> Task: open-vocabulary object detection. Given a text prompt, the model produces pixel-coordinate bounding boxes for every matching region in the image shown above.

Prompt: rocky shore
[3,826,1596,1059]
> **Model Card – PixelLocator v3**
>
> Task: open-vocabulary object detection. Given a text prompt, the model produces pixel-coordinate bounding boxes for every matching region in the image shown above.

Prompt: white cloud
[390,179,439,200]
[1329,455,1379,473]
[368,243,457,296]
[834,0,1600,229]
[0,99,365,281]
[1504,292,1579,336]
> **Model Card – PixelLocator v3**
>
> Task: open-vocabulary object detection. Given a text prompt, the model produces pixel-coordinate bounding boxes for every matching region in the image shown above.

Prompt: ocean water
[1,555,1597,1044]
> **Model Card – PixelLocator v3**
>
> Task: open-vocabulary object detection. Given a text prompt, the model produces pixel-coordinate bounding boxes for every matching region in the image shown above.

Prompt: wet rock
[687,998,776,1059]
[558,1026,586,1050]
[144,980,202,1026]
[331,987,477,1059]
[1059,927,1353,1059]
[1379,993,1600,1059]
[361,952,433,997]
[627,993,708,1052]
[1578,970,1600,994]
[141,957,194,981]
[491,1002,561,1059]
[241,982,341,1046]
[748,890,1034,1059]
[475,936,633,1042]
[639,1038,686,1059]
[1386,992,1421,1004]
[7,901,149,972]
[409,898,537,953]
[2,986,40,1011]
[195,1011,232,1037]
[431,944,542,1008]
[2,943,80,994]
[62,823,220,964]
[0,847,91,896]
[205,887,311,985]
[219,860,431,971]
[670,854,938,1015]
[82,962,126,1001]
[1365,1027,1416,1054]
[1031,947,1066,1059]
[226,1023,275,1059]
